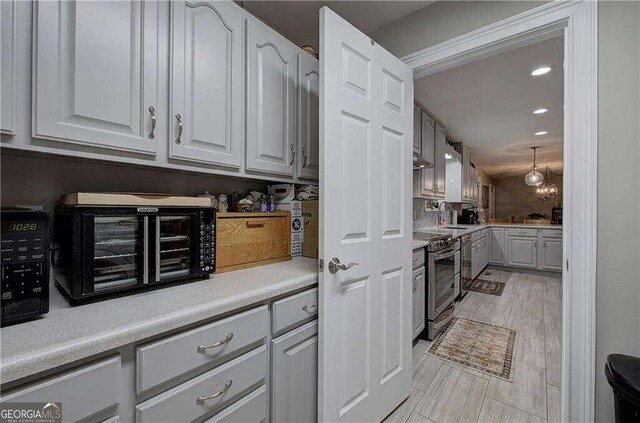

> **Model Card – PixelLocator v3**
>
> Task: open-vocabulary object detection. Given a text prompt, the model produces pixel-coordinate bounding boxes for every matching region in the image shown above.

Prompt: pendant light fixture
[525,147,544,186]
[535,166,559,201]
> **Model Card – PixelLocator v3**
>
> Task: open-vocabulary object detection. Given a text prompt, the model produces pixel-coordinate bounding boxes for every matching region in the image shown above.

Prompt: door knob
[328,257,358,274]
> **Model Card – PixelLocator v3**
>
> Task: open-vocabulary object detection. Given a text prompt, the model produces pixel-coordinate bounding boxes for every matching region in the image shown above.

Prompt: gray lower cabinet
[136,346,267,423]
[412,266,426,339]
[507,236,538,268]
[0,355,121,423]
[204,385,267,423]
[541,238,563,271]
[271,320,318,423]
[489,228,506,265]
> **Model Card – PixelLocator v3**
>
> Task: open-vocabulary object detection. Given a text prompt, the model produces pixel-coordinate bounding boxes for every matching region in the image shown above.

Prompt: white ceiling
[415,36,564,179]
[241,0,434,49]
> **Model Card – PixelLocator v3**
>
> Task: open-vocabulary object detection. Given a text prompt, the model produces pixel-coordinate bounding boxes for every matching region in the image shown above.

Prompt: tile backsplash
[413,199,443,230]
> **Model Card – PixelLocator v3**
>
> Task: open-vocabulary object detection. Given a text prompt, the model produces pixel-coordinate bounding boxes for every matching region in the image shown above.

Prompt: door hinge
[319,258,324,272]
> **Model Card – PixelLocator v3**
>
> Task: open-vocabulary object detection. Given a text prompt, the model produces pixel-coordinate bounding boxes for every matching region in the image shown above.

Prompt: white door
[170,0,243,168]
[297,52,320,180]
[319,7,413,422]
[33,1,158,155]
[1,0,16,134]
[246,18,296,177]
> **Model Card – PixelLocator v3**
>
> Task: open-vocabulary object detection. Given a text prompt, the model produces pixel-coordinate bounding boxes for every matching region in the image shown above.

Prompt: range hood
[413,156,433,170]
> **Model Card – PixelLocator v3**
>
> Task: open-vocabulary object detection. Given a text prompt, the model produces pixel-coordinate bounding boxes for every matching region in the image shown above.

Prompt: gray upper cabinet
[271,320,318,423]
[413,105,421,156]
[296,52,320,181]
[414,110,436,198]
[434,123,446,198]
[246,18,296,177]
[1,1,16,134]
[169,0,243,168]
[33,1,159,155]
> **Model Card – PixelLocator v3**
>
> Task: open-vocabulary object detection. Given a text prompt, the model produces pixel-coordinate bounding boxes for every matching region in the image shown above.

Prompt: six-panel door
[33,1,159,155]
[246,18,296,177]
[170,1,243,168]
[297,52,320,180]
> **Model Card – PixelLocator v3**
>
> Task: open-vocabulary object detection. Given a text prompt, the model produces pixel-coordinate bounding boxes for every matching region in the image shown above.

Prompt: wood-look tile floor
[385,269,562,423]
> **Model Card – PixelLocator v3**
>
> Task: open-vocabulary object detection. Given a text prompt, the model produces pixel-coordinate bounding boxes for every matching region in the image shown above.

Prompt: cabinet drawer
[272,288,318,334]
[136,306,268,394]
[541,229,563,239]
[508,228,538,237]
[1,355,120,423]
[136,346,267,423]
[216,212,291,273]
[204,385,267,423]
[412,248,425,268]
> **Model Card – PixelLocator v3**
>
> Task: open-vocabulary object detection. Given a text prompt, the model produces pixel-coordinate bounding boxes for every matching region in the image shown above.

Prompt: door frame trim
[401,1,597,422]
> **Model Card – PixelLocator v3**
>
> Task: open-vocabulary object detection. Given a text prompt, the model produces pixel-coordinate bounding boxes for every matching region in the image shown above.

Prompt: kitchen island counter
[1,257,318,385]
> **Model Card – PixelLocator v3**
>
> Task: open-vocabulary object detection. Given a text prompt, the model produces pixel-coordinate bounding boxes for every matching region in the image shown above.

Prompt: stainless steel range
[416,233,461,340]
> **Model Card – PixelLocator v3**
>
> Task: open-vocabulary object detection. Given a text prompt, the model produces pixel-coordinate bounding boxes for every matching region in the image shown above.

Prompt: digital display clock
[6,223,39,232]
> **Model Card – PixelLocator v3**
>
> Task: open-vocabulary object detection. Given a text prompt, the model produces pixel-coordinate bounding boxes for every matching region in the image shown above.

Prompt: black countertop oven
[55,205,215,304]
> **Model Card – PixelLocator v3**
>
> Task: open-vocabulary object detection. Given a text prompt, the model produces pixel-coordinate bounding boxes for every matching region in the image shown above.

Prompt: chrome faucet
[438,201,452,227]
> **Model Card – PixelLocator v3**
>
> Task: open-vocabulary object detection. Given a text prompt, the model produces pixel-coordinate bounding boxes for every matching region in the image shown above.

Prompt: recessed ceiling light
[533,108,549,114]
[535,131,549,136]
[531,66,552,76]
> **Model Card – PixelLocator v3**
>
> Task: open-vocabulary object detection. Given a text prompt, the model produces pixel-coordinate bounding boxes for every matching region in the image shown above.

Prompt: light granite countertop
[1,257,318,384]
[412,240,430,250]
[413,223,562,247]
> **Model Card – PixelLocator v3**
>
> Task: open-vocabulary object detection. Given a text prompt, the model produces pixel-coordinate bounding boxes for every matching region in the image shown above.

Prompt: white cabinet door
[507,236,538,268]
[296,52,320,180]
[413,105,421,156]
[246,18,296,177]
[489,228,505,265]
[412,266,426,339]
[33,1,158,155]
[1,1,16,134]
[320,7,413,421]
[170,0,243,168]
[434,123,446,198]
[541,238,563,271]
[271,320,318,423]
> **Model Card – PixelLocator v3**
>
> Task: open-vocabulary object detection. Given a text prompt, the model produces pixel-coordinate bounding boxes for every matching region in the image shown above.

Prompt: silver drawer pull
[302,303,318,312]
[147,106,156,139]
[301,147,308,168]
[175,113,183,144]
[196,380,232,405]
[197,333,234,353]
[289,144,296,165]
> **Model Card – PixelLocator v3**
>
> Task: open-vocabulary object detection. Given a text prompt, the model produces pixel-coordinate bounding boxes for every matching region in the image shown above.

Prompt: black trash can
[605,354,640,423]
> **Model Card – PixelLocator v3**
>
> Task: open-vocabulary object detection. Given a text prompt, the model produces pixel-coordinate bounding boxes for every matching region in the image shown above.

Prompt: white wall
[596,2,640,422]
[372,1,640,421]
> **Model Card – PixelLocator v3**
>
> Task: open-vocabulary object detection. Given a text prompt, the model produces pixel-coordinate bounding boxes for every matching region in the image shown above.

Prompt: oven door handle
[434,247,458,260]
